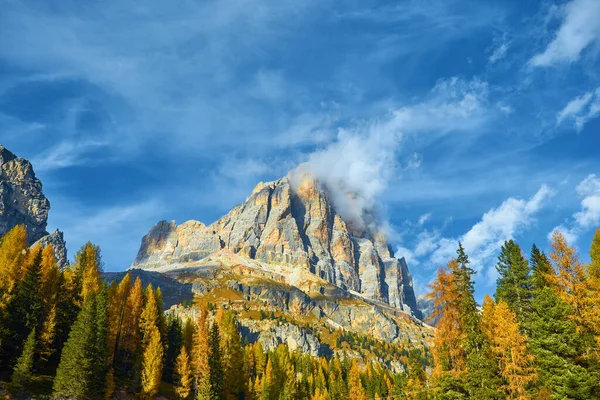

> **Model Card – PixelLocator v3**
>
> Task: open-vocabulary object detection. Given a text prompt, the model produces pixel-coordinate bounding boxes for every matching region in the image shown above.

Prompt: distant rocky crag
[0,145,68,268]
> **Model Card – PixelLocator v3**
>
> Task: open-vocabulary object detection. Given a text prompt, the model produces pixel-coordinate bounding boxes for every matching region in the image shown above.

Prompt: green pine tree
[455,243,504,399]
[208,322,225,400]
[495,240,532,320]
[11,328,36,391]
[529,286,596,398]
[53,292,106,399]
[220,310,246,400]
[529,244,554,291]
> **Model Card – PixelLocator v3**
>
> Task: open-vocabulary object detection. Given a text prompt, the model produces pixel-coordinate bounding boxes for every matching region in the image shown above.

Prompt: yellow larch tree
[141,325,164,398]
[118,277,144,367]
[348,361,367,400]
[548,231,588,326]
[491,301,536,399]
[0,225,28,306]
[587,229,600,347]
[426,260,465,380]
[76,242,102,301]
[192,306,210,387]
[174,346,193,399]
[107,273,132,363]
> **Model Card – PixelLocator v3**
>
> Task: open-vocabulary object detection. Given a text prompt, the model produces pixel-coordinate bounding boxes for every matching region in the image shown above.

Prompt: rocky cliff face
[132,170,422,319]
[0,145,68,269]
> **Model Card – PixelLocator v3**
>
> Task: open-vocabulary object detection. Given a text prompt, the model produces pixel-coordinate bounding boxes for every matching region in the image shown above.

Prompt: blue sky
[1,0,600,300]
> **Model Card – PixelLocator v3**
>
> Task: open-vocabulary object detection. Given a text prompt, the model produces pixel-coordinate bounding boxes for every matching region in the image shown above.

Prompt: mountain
[129,168,432,361]
[0,145,68,268]
[133,169,421,318]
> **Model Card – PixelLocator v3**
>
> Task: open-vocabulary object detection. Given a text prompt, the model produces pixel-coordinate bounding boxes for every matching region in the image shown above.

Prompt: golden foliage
[175,346,193,399]
[141,326,164,397]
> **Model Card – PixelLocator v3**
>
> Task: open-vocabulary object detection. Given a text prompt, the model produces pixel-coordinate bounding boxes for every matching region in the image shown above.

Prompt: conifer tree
[16,248,44,334]
[529,245,553,291]
[207,322,225,400]
[175,346,193,399]
[495,240,532,320]
[140,283,159,345]
[164,314,184,383]
[141,325,164,398]
[74,242,103,302]
[117,276,143,376]
[11,328,36,391]
[53,293,99,398]
[0,225,28,302]
[219,309,247,400]
[348,361,367,400]
[192,307,210,391]
[587,229,600,348]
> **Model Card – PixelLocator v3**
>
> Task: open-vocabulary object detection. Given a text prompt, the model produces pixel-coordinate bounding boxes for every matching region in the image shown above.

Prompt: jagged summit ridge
[132,171,421,318]
[0,145,68,268]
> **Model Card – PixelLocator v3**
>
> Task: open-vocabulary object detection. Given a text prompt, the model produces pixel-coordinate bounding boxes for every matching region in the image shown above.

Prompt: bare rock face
[0,145,50,243]
[132,169,421,318]
[0,145,68,269]
[34,229,69,270]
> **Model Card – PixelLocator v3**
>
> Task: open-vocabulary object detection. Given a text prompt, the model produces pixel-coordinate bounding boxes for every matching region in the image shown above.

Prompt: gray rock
[0,145,50,243]
[0,145,69,267]
[131,167,423,319]
[34,230,69,270]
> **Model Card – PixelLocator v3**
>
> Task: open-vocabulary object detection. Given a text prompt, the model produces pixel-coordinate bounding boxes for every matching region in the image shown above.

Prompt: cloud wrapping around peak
[530,0,600,67]
[299,127,400,231]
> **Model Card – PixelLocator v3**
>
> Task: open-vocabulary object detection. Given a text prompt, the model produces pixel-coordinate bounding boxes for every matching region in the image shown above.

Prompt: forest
[1,223,600,399]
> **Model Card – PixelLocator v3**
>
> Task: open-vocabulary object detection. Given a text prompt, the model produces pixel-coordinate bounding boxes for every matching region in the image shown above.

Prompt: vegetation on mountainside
[2,224,600,399]
[0,225,426,399]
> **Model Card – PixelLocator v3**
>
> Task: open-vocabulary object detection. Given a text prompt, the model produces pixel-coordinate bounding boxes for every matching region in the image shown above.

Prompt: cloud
[418,213,432,225]
[557,88,600,130]
[293,76,497,231]
[530,0,600,67]
[488,34,510,64]
[32,140,109,171]
[549,174,600,243]
[402,185,555,281]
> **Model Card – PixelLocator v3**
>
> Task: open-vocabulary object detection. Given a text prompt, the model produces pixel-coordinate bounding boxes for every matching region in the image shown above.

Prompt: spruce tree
[528,286,595,398]
[208,322,225,400]
[164,314,184,383]
[53,292,104,399]
[455,244,503,399]
[220,310,246,400]
[495,239,532,320]
[11,328,36,391]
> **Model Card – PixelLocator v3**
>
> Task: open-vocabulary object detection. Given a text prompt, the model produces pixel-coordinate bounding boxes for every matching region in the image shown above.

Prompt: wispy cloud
[488,33,511,64]
[529,0,600,67]
[399,185,554,284]
[550,174,600,243]
[557,88,600,130]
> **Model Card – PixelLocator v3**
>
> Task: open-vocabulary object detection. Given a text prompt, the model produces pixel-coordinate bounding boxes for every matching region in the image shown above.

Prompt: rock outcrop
[0,145,68,269]
[132,169,421,319]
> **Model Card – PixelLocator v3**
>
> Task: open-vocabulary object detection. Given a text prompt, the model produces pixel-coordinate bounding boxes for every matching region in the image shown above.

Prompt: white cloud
[549,174,600,243]
[32,140,109,171]
[557,88,600,130]
[419,185,555,279]
[418,213,431,225]
[530,0,600,67]
[574,174,600,228]
[488,34,511,64]
[292,76,497,232]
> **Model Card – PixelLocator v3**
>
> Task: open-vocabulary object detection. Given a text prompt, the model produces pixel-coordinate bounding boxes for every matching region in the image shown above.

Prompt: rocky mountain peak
[132,167,422,319]
[0,145,68,268]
